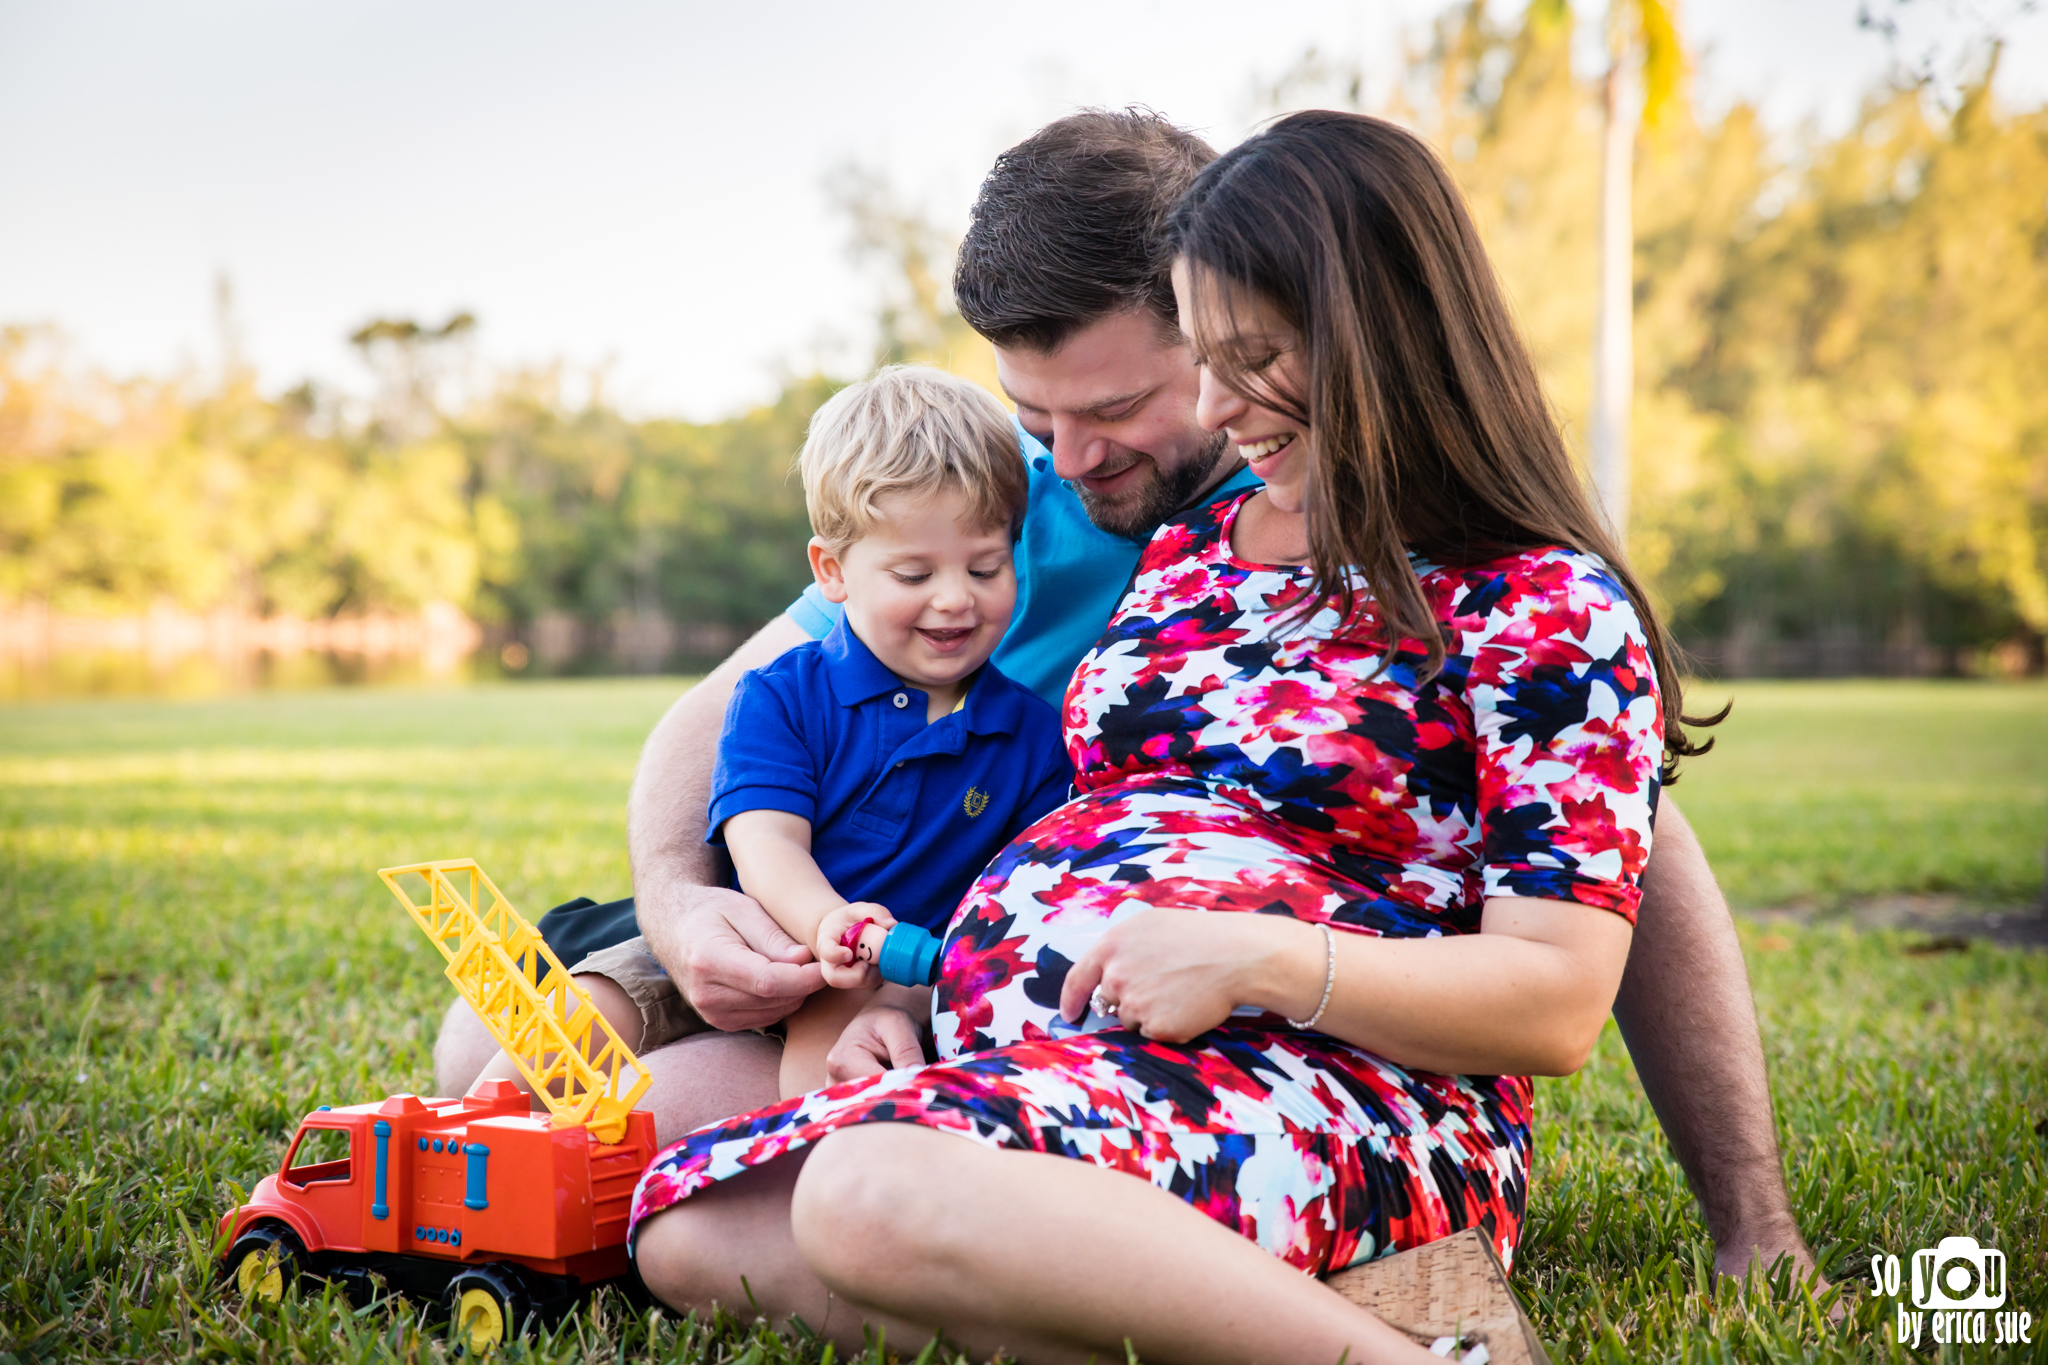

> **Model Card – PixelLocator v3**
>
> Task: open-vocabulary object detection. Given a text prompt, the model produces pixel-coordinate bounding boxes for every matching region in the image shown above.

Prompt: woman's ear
[808,538,851,604]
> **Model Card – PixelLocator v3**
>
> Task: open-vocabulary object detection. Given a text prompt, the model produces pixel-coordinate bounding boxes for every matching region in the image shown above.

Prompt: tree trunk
[1591,48,1639,550]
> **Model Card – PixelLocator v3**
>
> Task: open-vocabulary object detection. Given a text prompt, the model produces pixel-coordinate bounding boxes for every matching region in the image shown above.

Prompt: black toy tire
[445,1263,532,1355]
[222,1223,304,1305]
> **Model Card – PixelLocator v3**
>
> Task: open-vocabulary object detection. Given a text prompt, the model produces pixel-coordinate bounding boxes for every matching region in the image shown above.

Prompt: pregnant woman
[629,110,1711,1364]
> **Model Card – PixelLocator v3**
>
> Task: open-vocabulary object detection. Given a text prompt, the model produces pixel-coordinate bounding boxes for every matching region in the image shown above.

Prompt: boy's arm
[723,809,886,989]
[722,809,848,947]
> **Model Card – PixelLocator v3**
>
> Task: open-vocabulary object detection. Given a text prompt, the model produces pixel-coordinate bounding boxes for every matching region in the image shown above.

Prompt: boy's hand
[826,1004,929,1083]
[815,901,896,989]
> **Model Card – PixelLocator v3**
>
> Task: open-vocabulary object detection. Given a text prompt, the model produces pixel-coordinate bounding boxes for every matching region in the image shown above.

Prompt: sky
[4,0,2046,421]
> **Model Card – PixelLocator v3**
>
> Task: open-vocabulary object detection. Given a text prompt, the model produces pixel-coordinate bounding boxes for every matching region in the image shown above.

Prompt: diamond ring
[1089,989,1118,1018]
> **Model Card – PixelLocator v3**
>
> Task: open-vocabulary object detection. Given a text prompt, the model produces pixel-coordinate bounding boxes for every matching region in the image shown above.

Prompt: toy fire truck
[217,860,657,1352]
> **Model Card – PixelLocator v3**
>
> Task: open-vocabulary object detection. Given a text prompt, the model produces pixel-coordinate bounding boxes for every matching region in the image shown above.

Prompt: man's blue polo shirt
[707,616,1070,933]
[788,424,1261,705]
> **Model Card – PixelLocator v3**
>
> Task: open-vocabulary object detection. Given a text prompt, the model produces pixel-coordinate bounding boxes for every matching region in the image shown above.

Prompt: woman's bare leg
[633,1149,1079,1360]
[790,1125,1440,1365]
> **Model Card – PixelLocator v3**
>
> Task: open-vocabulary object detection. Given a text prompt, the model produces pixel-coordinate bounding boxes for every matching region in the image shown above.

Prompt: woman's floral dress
[630,491,1663,1274]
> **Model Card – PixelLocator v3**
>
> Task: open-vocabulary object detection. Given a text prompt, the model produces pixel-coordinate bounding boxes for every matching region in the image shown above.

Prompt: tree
[348,312,476,444]
[1589,0,1683,549]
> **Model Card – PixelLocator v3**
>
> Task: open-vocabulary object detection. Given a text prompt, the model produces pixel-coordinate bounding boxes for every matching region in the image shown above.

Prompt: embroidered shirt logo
[962,787,991,818]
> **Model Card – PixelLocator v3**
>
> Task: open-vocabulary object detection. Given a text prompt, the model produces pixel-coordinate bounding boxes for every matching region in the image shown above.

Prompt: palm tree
[1590,0,1683,550]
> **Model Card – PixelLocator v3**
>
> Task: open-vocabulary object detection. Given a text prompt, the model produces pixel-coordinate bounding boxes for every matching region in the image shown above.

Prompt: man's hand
[825,1003,928,1084]
[669,884,826,1031]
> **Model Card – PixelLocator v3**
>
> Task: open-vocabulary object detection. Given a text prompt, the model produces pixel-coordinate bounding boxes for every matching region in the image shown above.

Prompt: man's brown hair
[954,108,1216,353]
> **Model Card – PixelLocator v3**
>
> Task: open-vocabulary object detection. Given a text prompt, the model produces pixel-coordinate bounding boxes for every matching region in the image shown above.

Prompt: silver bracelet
[1287,922,1337,1030]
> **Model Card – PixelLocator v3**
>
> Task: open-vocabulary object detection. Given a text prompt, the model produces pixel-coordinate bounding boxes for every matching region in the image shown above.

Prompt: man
[436,108,1817,1282]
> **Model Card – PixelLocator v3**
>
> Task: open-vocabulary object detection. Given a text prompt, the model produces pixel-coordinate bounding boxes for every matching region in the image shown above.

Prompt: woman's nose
[1193,367,1246,433]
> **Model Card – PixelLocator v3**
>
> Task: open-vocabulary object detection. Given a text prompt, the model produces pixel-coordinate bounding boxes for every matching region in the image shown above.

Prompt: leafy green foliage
[452,376,830,631]
[1325,4,2048,669]
[0,334,827,643]
[0,340,482,620]
[10,4,2048,673]
[2,680,2043,1361]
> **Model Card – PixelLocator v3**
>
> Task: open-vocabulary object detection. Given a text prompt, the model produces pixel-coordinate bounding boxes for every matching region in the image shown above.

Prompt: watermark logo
[1873,1235,2032,1348]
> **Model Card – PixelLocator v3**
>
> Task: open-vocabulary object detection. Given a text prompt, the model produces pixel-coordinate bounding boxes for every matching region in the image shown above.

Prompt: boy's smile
[807,486,1017,719]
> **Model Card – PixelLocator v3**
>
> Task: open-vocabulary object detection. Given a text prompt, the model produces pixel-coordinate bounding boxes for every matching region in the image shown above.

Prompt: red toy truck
[219,860,655,1352]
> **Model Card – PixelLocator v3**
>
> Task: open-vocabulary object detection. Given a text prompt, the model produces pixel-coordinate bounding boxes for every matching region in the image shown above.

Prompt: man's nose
[1048,414,1114,479]
[1194,368,1246,434]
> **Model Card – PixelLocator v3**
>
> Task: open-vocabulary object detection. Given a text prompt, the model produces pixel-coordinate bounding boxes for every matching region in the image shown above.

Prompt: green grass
[2,679,2044,1363]
[1676,681,2048,908]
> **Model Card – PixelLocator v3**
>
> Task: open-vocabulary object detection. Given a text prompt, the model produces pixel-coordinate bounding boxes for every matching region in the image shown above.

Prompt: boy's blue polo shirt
[788,423,1262,705]
[707,616,1071,933]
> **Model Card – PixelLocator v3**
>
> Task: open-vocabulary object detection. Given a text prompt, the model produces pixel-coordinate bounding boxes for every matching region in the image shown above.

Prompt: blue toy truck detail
[371,1121,391,1219]
[463,1143,490,1210]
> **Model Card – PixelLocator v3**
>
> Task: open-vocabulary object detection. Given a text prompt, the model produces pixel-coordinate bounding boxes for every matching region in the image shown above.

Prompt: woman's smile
[1235,433,1297,475]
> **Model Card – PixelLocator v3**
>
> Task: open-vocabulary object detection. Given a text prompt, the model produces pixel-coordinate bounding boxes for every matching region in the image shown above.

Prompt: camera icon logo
[1912,1236,2007,1310]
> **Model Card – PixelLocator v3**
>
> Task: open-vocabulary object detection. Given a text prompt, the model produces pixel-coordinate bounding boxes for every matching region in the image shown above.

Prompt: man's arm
[627,614,826,1030]
[1613,797,1818,1279]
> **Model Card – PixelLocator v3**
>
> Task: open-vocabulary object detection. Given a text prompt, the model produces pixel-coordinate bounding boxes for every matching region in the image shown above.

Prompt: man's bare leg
[432,999,503,1098]
[453,973,784,1145]
[609,1030,785,1144]
[1617,798,1818,1281]
[441,971,649,1099]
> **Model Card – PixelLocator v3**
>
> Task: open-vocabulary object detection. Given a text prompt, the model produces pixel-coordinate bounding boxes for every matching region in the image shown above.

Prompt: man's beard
[1073,431,1233,540]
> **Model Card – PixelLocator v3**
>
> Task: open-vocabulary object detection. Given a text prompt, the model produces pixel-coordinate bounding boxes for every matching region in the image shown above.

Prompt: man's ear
[808,537,850,604]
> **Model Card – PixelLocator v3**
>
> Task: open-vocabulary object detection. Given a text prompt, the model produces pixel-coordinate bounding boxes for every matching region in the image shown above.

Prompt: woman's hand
[1059,908,1315,1043]
[825,1001,929,1083]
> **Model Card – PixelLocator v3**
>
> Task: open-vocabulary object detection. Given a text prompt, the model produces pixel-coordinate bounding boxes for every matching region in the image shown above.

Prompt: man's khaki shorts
[568,935,719,1051]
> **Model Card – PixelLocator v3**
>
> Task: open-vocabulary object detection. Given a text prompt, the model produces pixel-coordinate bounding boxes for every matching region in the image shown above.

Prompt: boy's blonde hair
[799,364,1026,551]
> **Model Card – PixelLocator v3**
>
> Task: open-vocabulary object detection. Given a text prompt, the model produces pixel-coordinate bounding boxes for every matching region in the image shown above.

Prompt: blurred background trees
[2,0,2043,677]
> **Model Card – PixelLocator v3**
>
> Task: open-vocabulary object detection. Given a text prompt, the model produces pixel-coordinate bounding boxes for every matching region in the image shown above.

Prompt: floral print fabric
[631,492,1663,1274]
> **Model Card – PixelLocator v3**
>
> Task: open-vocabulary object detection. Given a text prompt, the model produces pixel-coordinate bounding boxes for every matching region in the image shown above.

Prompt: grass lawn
[1,678,2043,1363]
[1676,681,2048,910]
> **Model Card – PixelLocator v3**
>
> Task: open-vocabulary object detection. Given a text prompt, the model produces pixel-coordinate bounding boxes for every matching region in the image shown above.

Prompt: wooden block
[1323,1228,1551,1365]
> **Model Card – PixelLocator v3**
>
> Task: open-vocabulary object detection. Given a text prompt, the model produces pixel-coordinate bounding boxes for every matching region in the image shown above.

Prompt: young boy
[708,365,1071,1098]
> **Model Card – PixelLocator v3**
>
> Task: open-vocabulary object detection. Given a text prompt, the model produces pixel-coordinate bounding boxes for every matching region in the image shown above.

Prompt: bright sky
[4,0,2045,420]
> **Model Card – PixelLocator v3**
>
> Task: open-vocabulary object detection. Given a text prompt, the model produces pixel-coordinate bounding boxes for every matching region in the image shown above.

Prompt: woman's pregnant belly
[930,778,1463,1059]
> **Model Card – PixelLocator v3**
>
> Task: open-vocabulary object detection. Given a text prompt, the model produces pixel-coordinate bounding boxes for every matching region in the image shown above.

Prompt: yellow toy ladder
[379,859,649,1144]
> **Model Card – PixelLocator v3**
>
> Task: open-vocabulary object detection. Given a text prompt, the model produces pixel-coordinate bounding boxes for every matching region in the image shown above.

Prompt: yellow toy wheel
[221,1225,301,1306]
[236,1248,284,1302]
[444,1264,528,1355]
[454,1287,504,1353]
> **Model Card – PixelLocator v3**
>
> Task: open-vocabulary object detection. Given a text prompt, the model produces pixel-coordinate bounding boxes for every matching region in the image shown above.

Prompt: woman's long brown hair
[1168,109,1717,781]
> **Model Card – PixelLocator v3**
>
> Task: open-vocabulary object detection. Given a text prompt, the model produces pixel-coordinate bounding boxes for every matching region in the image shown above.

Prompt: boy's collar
[819,616,1028,737]
[820,616,902,706]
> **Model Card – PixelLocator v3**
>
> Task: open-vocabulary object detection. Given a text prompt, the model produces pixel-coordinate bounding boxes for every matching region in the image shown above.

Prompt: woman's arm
[1059,898,1633,1077]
